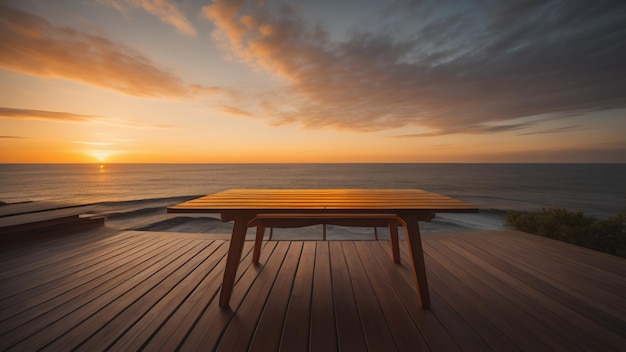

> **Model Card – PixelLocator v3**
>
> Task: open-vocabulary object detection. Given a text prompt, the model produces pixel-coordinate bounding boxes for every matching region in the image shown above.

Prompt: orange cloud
[0,4,215,99]
[97,0,196,36]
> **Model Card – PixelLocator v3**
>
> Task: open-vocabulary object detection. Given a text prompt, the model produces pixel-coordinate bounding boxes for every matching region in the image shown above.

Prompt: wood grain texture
[168,189,479,215]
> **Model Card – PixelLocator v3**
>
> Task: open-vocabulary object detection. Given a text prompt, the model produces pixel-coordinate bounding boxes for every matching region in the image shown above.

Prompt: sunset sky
[1,0,625,163]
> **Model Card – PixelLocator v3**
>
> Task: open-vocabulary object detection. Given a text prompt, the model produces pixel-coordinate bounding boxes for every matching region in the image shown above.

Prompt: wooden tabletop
[167,189,478,214]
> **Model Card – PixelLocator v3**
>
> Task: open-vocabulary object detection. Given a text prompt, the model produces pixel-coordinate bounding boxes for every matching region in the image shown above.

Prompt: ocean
[1,164,624,232]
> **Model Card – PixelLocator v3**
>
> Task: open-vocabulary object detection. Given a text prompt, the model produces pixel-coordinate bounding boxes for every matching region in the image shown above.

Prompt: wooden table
[168,189,478,309]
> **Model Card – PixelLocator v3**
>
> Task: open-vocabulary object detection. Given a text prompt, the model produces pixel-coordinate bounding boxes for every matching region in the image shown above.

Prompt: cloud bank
[0,4,215,98]
[204,0,626,134]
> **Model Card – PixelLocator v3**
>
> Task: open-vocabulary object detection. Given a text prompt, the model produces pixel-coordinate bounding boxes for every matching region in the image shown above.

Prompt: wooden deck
[0,228,624,351]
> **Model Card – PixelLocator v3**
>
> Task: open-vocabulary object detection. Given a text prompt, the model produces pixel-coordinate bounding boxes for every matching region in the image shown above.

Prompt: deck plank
[341,241,398,351]
[328,241,367,352]
[248,241,303,352]
[278,241,315,352]
[309,241,338,352]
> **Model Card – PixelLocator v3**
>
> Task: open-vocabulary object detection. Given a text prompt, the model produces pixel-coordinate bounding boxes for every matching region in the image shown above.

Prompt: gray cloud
[518,125,583,136]
[97,0,197,36]
[0,106,176,129]
[205,0,626,134]
[0,107,98,122]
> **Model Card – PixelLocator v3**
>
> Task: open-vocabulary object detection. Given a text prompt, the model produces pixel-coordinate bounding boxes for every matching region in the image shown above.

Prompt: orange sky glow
[1,1,625,163]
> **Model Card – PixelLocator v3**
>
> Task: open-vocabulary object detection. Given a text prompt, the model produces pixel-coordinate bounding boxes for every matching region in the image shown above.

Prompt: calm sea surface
[1,164,624,231]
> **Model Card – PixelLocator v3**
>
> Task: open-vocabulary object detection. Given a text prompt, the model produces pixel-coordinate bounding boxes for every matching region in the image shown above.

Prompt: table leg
[219,215,250,307]
[400,212,431,309]
[389,223,401,264]
[253,224,265,263]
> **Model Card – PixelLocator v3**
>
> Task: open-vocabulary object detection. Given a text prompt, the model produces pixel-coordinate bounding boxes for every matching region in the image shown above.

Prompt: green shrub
[506,208,626,257]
